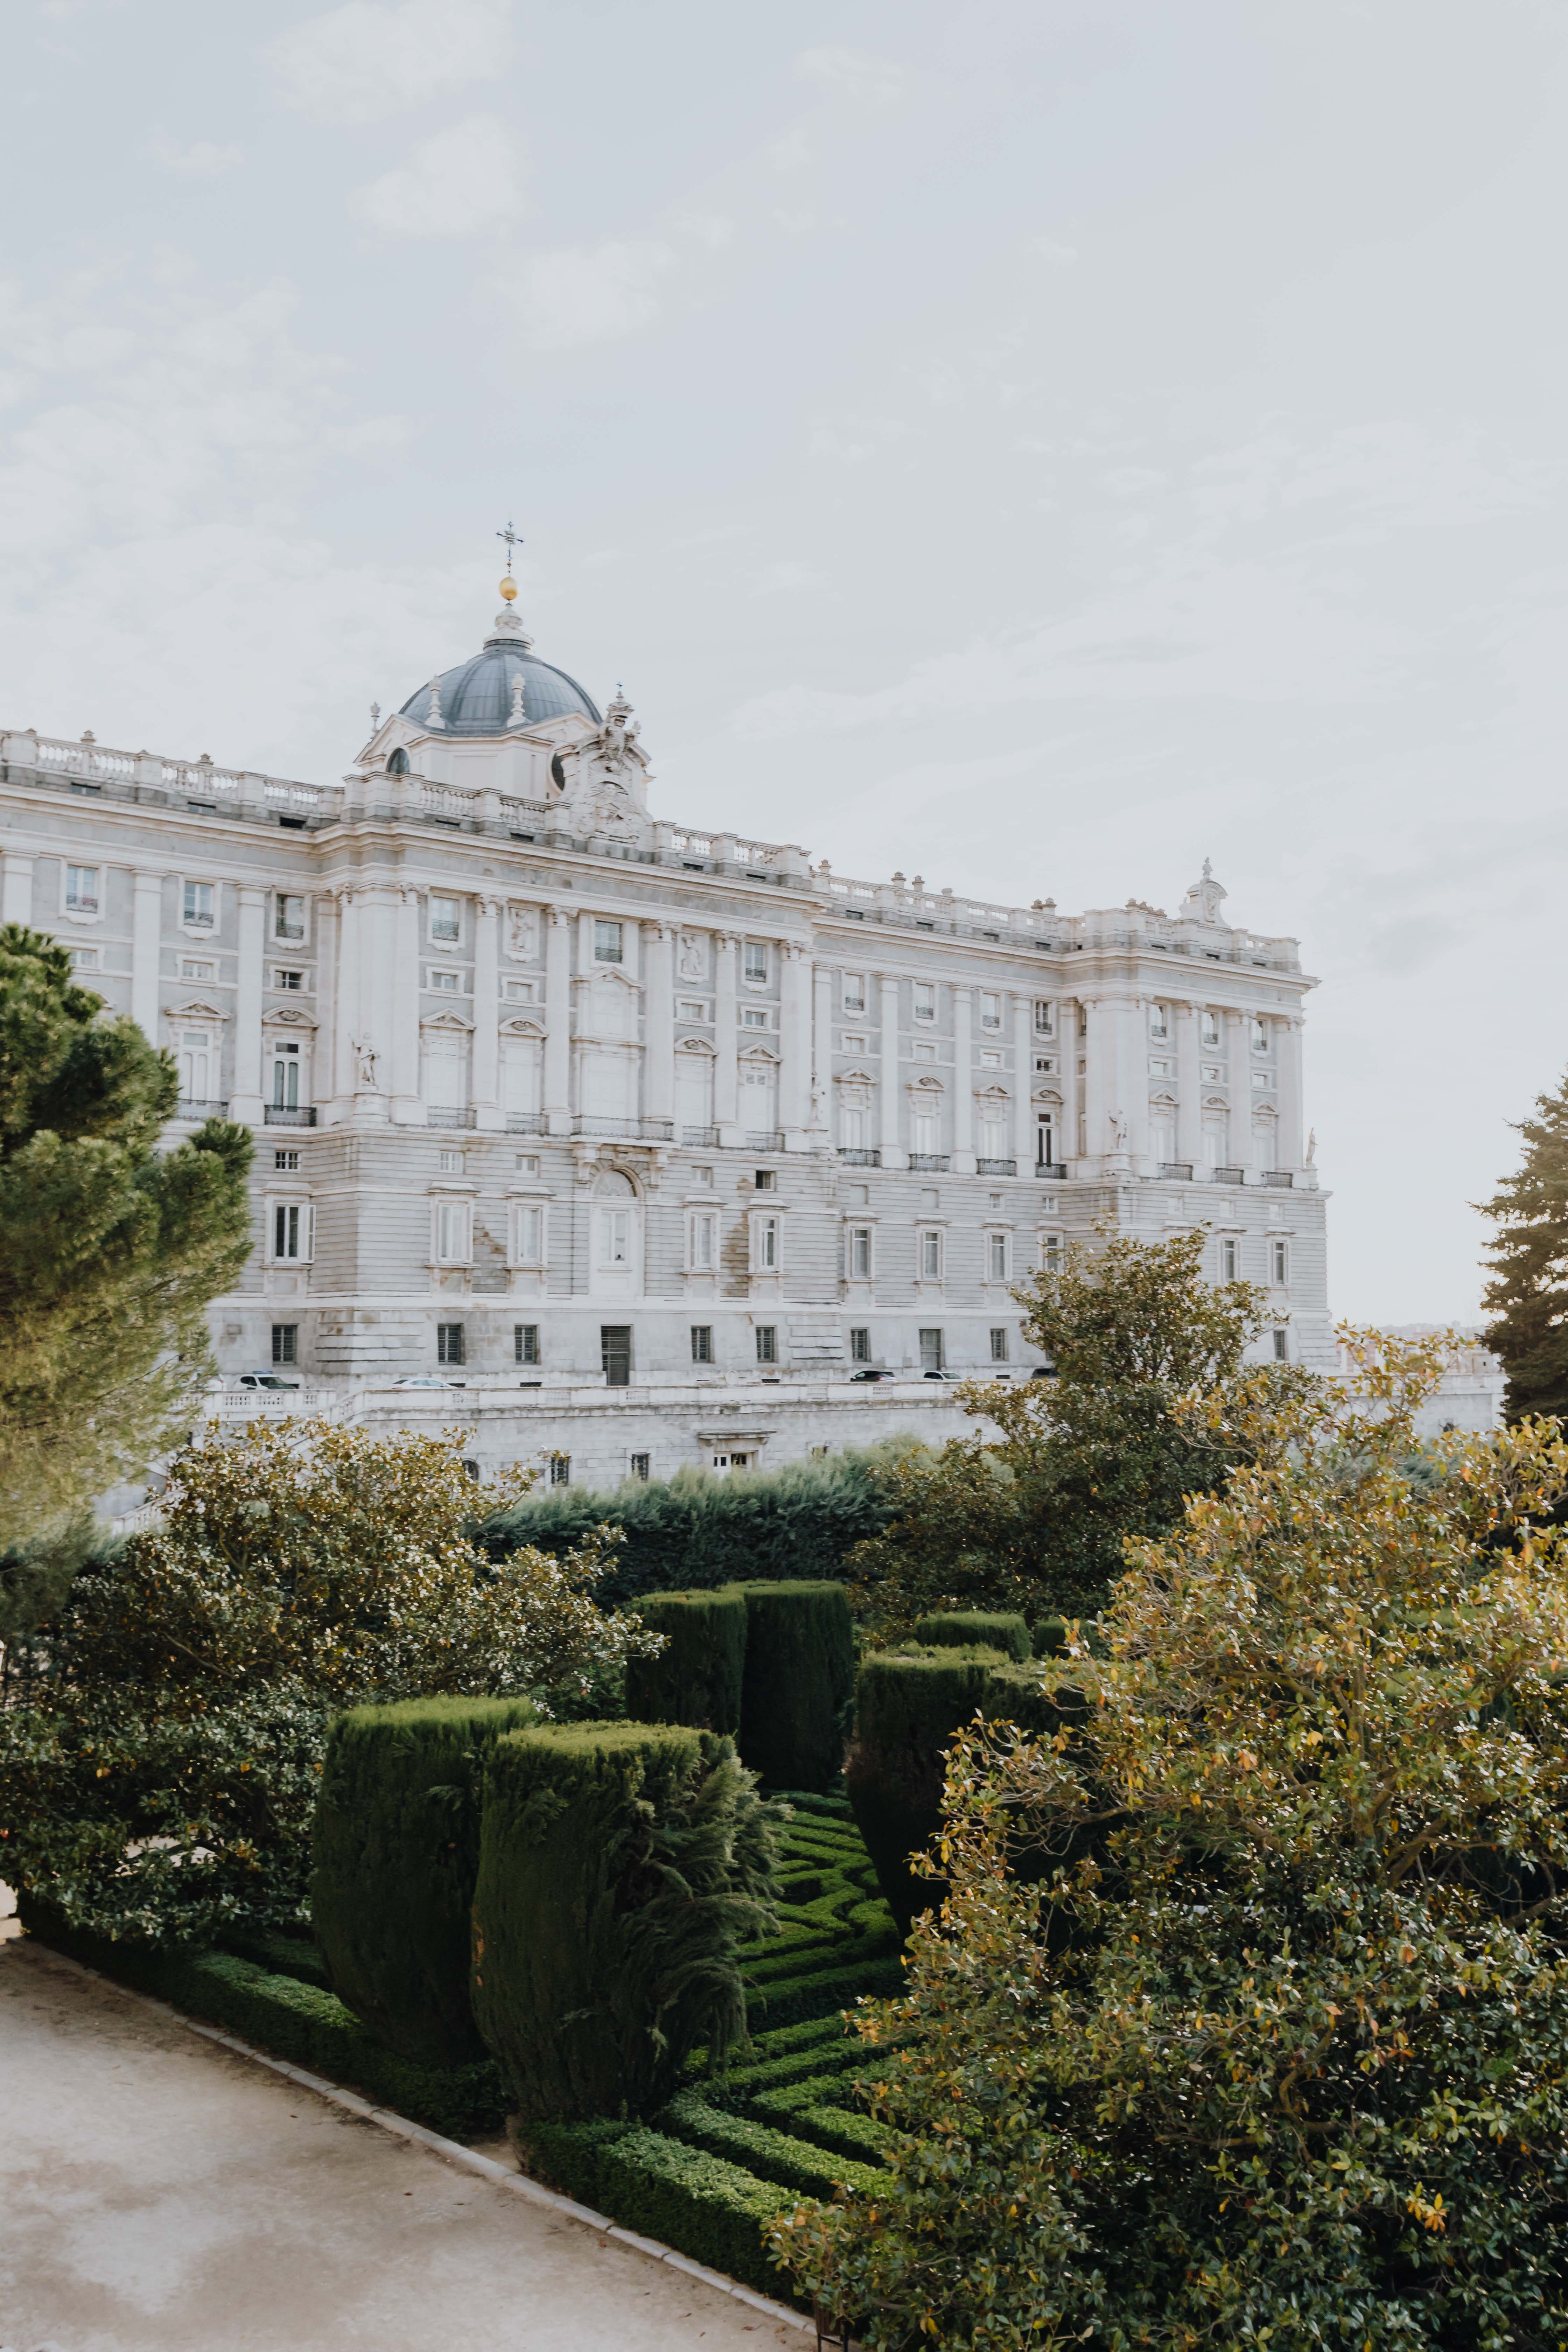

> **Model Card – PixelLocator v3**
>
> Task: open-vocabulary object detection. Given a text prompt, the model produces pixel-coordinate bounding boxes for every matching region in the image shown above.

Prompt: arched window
[387,747,410,775]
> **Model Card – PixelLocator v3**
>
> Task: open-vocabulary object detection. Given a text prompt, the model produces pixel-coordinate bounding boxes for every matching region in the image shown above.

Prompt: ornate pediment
[676,1034,717,1058]
[166,997,228,1025]
[420,1008,474,1033]
[262,1004,318,1031]
[499,1014,545,1038]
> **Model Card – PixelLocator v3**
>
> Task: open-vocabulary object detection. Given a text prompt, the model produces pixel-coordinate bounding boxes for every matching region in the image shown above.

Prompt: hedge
[913,1609,1031,1662]
[476,1448,899,1606]
[624,1586,748,1734]
[311,1693,538,2067]
[844,1647,1005,1937]
[471,1720,779,2122]
[598,2128,799,2300]
[729,1581,856,1793]
[659,2088,885,2201]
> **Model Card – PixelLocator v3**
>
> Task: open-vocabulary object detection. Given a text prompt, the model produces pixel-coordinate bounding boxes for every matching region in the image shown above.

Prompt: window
[275,894,305,941]
[64,864,99,914]
[1252,1017,1269,1055]
[1040,1232,1061,1271]
[1273,1328,1290,1361]
[979,1050,1002,1070]
[979,991,1001,1031]
[273,969,303,990]
[270,1042,303,1111]
[440,1149,464,1173]
[842,973,866,1013]
[271,1201,310,1261]
[1035,1115,1056,1168]
[754,1168,776,1191]
[756,1324,778,1364]
[433,1200,471,1264]
[629,1453,651,1481]
[181,958,213,981]
[1201,1009,1220,1049]
[977,1099,1008,1155]
[549,1452,571,1485]
[429,969,460,992]
[691,1324,713,1364]
[601,1325,631,1387]
[502,977,535,1006]
[1220,1237,1239,1281]
[990,1327,1010,1363]
[911,1097,941,1155]
[183,880,214,929]
[841,1032,867,1052]
[71,946,99,969]
[838,1091,870,1150]
[753,1213,780,1272]
[273,1149,299,1172]
[1150,1003,1168,1041]
[742,1007,770,1029]
[515,1154,539,1175]
[514,1323,540,1365]
[913,981,936,1023]
[437,1322,465,1365]
[178,1029,216,1101]
[597,1207,631,1268]
[849,1225,872,1279]
[1271,1237,1289,1286]
[688,1209,718,1272]
[271,1324,298,1365]
[919,1328,945,1373]
[512,1204,545,1265]
[594,919,623,964]
[677,998,708,1022]
[429,896,460,942]
[1034,1000,1054,1035]
[912,1042,937,1064]
[743,940,769,983]
[919,1227,943,1281]
[987,1231,1009,1283]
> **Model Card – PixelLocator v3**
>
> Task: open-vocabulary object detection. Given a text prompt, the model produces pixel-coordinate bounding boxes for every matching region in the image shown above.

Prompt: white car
[392,1375,462,1389]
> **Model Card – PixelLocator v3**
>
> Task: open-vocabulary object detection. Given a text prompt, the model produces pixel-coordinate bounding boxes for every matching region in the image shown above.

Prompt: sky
[4,0,1566,1326]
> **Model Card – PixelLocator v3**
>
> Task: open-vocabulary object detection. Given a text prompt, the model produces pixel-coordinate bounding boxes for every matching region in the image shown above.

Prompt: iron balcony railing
[573,1116,676,1142]
[175,1098,228,1120]
[1156,1160,1193,1180]
[745,1129,784,1152]
[837,1147,881,1166]
[976,1157,1016,1176]
[681,1124,720,1147]
[1036,1160,1068,1178]
[427,1107,477,1129]
[1210,1164,1245,1185]
[506,1111,545,1134]
[909,1153,950,1172]
[1262,1169,1295,1188]
[264,1105,317,1127]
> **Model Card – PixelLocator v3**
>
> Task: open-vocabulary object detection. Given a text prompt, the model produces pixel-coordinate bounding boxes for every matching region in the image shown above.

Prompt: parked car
[847,1367,893,1382]
[235,1371,299,1391]
[392,1375,462,1389]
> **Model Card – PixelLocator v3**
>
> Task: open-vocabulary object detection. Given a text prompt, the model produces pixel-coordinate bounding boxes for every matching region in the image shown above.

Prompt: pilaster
[951,987,976,1174]
[472,892,503,1131]
[231,883,267,1124]
[544,904,572,1134]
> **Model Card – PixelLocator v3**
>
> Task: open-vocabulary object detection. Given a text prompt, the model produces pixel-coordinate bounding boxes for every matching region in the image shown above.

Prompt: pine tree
[0,923,253,1568]
[1479,1069,1568,1420]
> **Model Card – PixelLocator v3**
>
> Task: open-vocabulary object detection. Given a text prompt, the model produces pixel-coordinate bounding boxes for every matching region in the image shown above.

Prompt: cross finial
[496,517,522,570]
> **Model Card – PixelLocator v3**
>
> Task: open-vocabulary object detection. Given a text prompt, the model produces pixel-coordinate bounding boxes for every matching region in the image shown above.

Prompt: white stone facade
[0,585,1334,1481]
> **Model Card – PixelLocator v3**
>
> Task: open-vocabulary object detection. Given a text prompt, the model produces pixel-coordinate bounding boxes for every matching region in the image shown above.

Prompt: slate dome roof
[400,625,601,735]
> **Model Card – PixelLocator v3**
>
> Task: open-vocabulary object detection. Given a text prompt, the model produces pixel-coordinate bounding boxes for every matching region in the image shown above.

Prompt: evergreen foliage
[844,1648,1004,1937]
[912,1609,1030,1662]
[476,1448,897,1605]
[0,1421,653,1944]
[775,1335,1568,2348]
[471,1720,781,2123]
[849,1226,1319,1631]
[624,1586,748,1733]
[729,1580,856,1793]
[310,1694,539,2067]
[1479,1068,1568,1417]
[0,922,253,1546]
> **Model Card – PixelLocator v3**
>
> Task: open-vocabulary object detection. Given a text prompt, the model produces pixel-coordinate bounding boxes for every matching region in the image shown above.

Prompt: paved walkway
[0,1936,797,2352]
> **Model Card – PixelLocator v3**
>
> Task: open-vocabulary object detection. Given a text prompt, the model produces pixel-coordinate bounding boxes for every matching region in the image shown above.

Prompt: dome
[400,615,601,735]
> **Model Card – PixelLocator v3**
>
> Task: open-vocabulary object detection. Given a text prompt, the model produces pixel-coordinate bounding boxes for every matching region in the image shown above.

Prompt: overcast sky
[5,0,1566,1326]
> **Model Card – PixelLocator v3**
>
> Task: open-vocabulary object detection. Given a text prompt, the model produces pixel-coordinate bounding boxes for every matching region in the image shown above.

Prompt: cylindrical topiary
[914,1609,1031,1663]
[471,1720,780,2124]
[845,1648,1002,1937]
[311,1693,538,2067]
[625,1586,748,1734]
[726,1580,856,1793]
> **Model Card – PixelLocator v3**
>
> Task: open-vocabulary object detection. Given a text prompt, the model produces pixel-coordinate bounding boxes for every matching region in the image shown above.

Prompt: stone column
[951,988,976,1174]
[231,884,267,1124]
[1012,993,1033,1170]
[1,850,34,925]
[356,889,393,1121]
[1081,997,1107,1164]
[334,888,362,1111]
[811,960,833,1140]
[1121,997,1149,1169]
[1058,997,1079,1171]
[472,892,503,1131]
[315,891,341,1121]
[1224,1010,1250,1167]
[645,922,676,1130]
[391,887,422,1123]
[878,970,905,1169]
[544,905,573,1134]
[779,939,811,1145]
[131,869,164,1041]
[714,931,740,1144]
[1275,1016,1302,1170]
[1175,1000,1202,1167]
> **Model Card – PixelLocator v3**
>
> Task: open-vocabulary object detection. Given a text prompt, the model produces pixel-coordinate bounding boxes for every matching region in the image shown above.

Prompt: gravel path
[0,1935,798,2352]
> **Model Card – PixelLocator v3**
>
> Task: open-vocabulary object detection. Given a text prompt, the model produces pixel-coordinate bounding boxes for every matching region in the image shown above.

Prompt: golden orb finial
[498,574,519,603]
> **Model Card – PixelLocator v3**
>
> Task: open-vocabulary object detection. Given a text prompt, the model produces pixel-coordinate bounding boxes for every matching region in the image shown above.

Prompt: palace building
[0,568,1332,1484]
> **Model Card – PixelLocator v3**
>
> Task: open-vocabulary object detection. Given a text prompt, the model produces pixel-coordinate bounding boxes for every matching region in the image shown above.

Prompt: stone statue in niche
[1107,1108,1128,1151]
[354,1038,379,1089]
[506,904,538,960]
[678,931,706,981]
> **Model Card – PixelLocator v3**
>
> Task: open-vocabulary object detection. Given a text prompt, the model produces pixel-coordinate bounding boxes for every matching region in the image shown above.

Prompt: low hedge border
[757,2095,893,2165]
[598,2128,800,2302]
[660,2089,885,2202]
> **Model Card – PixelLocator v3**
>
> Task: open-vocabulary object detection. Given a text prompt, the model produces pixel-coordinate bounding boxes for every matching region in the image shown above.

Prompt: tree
[1479,1068,1568,1419]
[0,1420,659,1946]
[774,1335,1568,2348]
[848,1226,1315,1632]
[0,923,253,1556]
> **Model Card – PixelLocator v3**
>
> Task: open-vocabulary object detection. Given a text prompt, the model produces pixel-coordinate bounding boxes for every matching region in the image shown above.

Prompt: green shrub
[1032,1613,1069,1657]
[597,2127,798,2300]
[660,2088,884,2200]
[522,2116,634,2210]
[752,2090,894,2165]
[477,1448,900,1606]
[743,1952,905,2029]
[844,1648,1001,1937]
[913,1609,1030,1662]
[728,1581,855,1793]
[310,1694,538,2067]
[471,1720,780,2122]
[624,1587,748,1734]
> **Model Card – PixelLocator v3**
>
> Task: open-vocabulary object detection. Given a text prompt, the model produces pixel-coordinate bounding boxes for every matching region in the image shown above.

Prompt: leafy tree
[774,1335,1568,2348]
[849,1225,1314,1631]
[1480,1068,1568,1419]
[0,1420,658,1946]
[0,923,252,1552]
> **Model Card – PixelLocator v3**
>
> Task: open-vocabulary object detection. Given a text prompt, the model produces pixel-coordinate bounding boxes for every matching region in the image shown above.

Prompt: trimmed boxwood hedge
[913,1609,1031,1662]
[844,1646,1004,1937]
[659,2088,885,2200]
[728,1580,856,1793]
[311,1693,538,2067]
[624,1586,748,1735]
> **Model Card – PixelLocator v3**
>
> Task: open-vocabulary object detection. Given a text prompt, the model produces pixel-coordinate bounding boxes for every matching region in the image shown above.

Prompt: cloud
[351,115,522,238]
[145,132,244,177]
[265,0,511,128]
[510,240,676,351]
[796,46,908,107]
[751,560,825,597]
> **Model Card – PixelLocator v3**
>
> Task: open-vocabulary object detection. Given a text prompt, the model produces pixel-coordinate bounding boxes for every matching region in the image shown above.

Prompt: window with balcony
[594,919,623,963]
[183,880,215,929]
[178,1029,218,1103]
[429,895,460,943]
[842,972,866,1013]
[743,940,769,983]
[913,981,936,1023]
[275,894,305,941]
[979,991,1001,1031]
[65,864,100,915]
[911,1099,942,1156]
[270,1042,304,1111]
